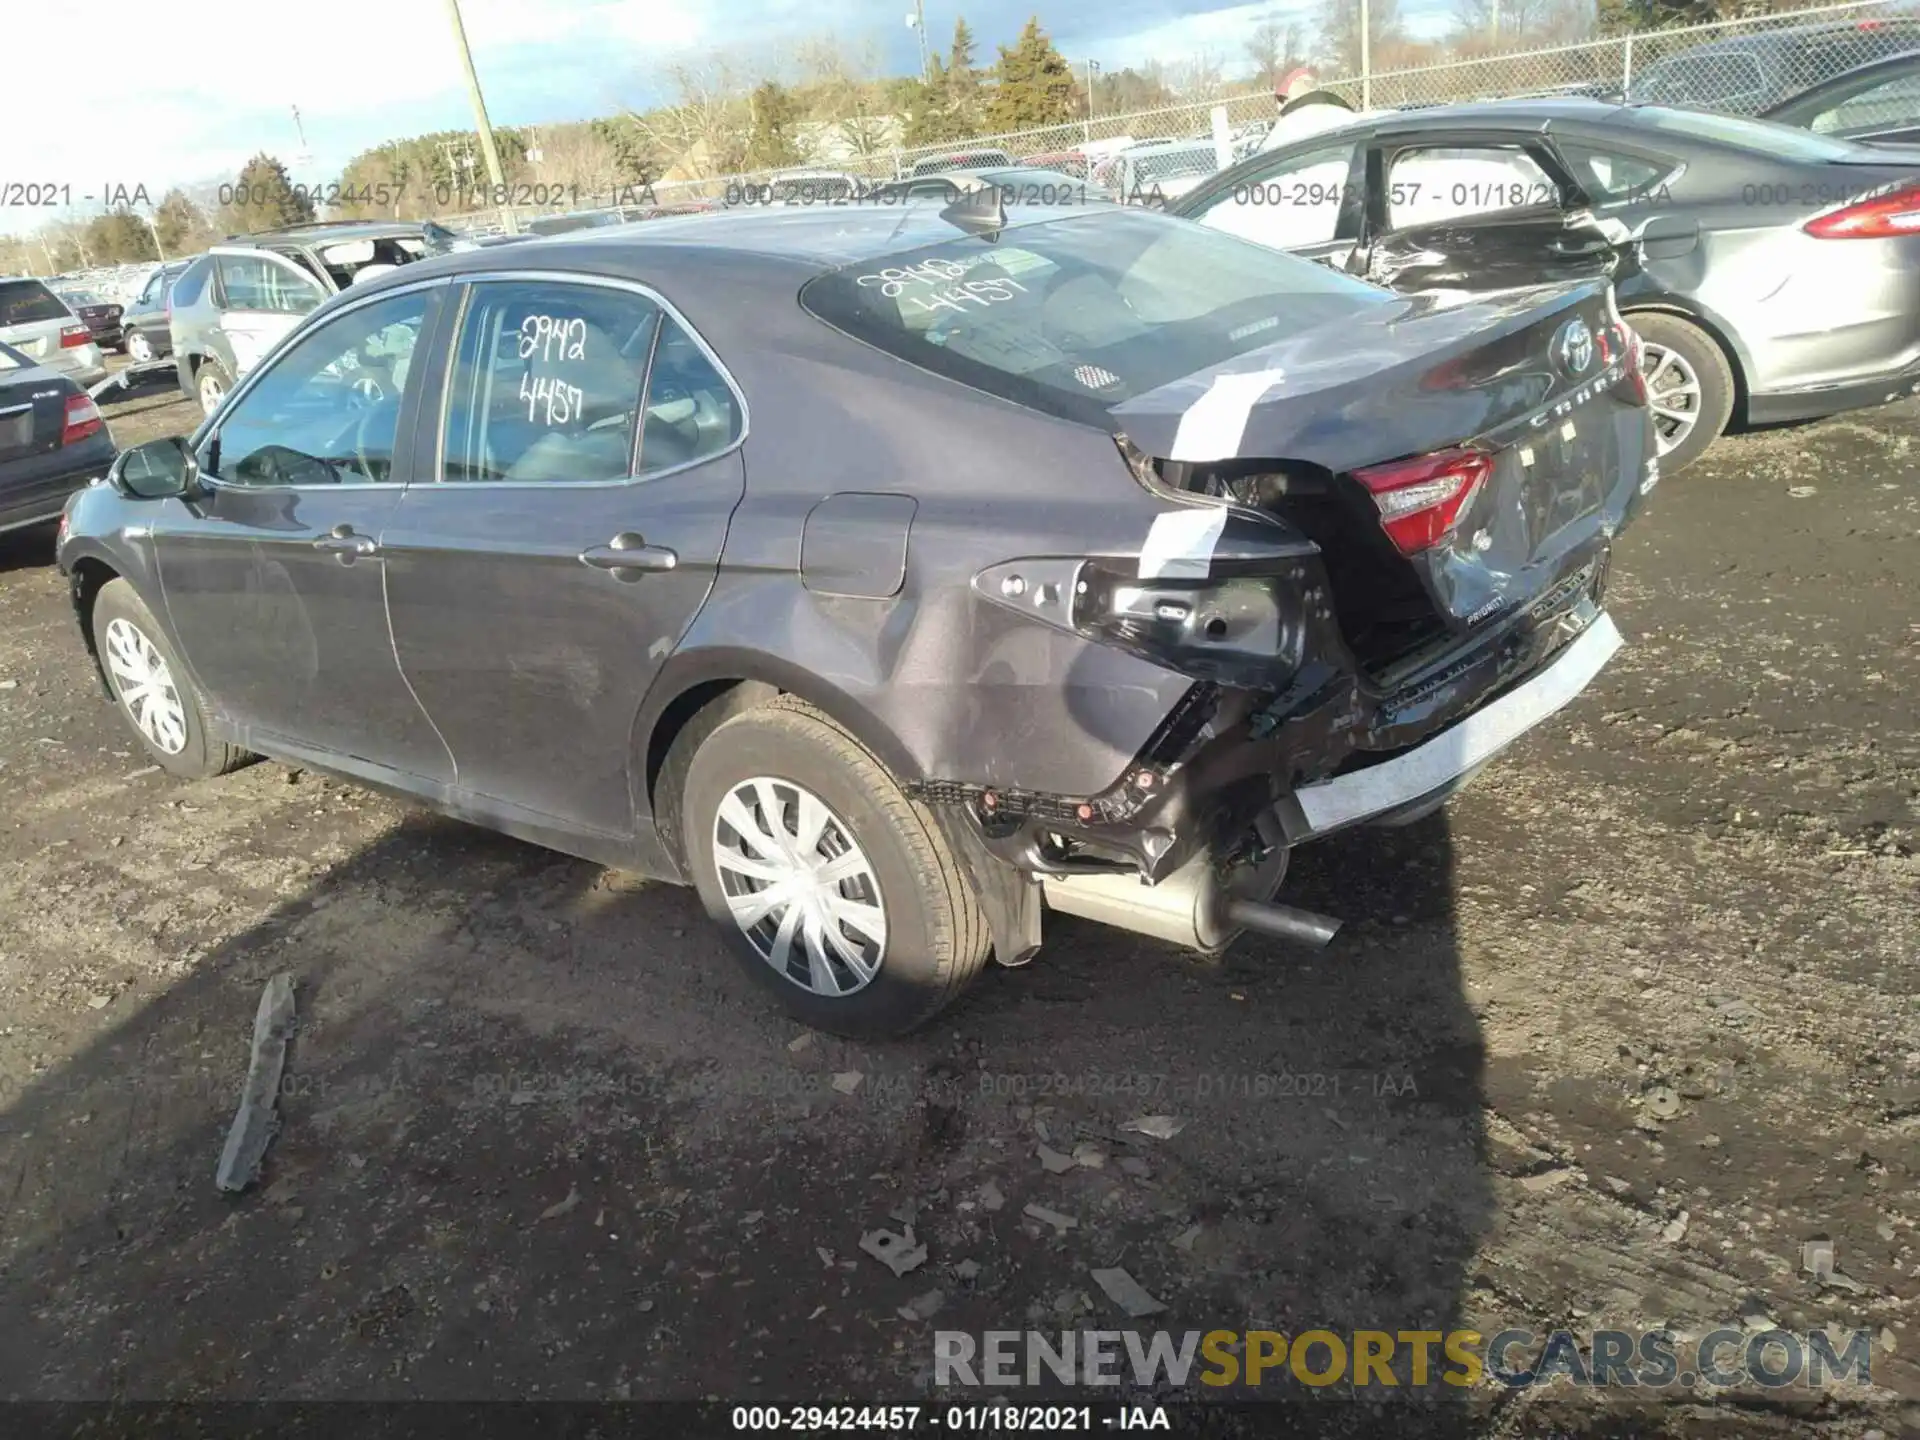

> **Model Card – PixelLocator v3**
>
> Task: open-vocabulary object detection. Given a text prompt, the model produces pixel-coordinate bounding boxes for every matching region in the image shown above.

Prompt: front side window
[216,254,327,315]
[1385,145,1557,228]
[206,289,430,488]
[1192,142,1357,248]
[440,280,662,484]
[801,208,1393,425]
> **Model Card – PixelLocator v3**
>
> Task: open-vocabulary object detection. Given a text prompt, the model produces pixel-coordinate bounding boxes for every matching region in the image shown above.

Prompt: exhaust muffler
[1039,843,1340,954]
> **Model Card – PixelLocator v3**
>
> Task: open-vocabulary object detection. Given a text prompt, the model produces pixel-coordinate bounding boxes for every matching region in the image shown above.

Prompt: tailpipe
[1039,846,1341,955]
[1226,898,1341,948]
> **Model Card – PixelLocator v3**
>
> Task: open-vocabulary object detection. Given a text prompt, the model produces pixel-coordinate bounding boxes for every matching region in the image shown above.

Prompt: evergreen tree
[988,18,1077,131]
[153,188,211,255]
[950,17,977,74]
[746,82,806,169]
[223,154,316,235]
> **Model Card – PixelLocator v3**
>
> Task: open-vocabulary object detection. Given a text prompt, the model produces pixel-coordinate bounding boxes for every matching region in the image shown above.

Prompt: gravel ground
[0,363,1914,1435]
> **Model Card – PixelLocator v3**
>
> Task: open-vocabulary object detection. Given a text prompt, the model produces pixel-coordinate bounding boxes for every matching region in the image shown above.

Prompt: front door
[382,277,747,839]
[208,249,330,382]
[152,284,455,784]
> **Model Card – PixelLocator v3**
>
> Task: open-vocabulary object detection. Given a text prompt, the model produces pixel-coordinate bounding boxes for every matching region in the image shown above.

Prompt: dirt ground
[0,359,1914,1436]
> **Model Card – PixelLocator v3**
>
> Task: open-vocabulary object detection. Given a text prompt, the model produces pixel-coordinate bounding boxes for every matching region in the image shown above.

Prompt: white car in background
[0,278,107,389]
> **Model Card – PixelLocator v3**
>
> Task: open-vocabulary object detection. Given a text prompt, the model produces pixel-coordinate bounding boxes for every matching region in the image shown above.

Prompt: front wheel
[91,579,247,779]
[682,697,990,1038]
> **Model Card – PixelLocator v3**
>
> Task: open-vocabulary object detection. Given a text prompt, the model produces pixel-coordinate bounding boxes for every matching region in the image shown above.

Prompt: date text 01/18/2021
[730,1405,1171,1431]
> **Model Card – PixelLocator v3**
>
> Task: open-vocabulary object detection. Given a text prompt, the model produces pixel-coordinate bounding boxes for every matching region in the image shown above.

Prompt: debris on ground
[897,1288,945,1321]
[976,1179,1005,1212]
[1072,1143,1106,1169]
[788,1033,813,1053]
[1520,1167,1578,1193]
[1173,1224,1203,1252]
[1643,1087,1682,1119]
[888,1198,919,1226]
[213,973,297,1194]
[859,1227,928,1276]
[1090,1266,1166,1318]
[1120,1115,1186,1140]
[1024,1203,1077,1234]
[1661,1211,1689,1244]
[831,1071,864,1095]
[1118,1157,1151,1179]
[953,1259,980,1281]
[540,1186,581,1220]
[1036,1142,1075,1174]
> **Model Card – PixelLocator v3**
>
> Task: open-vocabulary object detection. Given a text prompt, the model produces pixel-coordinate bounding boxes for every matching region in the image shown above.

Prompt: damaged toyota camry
[57,196,1657,1037]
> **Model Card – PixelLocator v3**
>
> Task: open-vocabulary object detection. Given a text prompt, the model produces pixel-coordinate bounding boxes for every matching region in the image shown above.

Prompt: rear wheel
[1626,312,1734,476]
[195,356,234,418]
[91,579,246,780]
[126,329,154,363]
[682,697,990,1038]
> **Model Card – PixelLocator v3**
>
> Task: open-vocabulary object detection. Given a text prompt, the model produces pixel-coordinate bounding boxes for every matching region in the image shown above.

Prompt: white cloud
[0,0,705,231]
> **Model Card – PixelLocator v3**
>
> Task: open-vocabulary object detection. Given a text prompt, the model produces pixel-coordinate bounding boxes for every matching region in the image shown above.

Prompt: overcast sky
[0,0,1451,235]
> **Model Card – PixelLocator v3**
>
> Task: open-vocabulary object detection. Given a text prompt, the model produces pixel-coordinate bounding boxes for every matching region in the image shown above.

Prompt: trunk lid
[0,360,75,465]
[1111,279,1653,659]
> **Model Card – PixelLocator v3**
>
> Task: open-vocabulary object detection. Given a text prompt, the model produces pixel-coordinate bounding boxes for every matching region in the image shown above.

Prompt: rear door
[1348,134,1616,291]
[207,248,330,379]
[381,275,747,840]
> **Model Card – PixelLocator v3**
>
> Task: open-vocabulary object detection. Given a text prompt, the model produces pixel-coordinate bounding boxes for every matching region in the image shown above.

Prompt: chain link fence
[442,0,1920,232]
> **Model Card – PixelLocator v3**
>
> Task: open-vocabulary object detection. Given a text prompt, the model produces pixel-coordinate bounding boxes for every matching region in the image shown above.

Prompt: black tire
[92,578,247,780]
[195,355,234,418]
[682,696,990,1039]
[1625,312,1735,477]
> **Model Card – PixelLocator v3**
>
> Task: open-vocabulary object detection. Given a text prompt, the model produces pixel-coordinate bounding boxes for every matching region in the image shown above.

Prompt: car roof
[226,220,428,245]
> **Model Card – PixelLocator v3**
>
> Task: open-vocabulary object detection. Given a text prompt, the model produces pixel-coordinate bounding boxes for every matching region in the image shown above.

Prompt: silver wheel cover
[711,776,887,996]
[103,616,188,755]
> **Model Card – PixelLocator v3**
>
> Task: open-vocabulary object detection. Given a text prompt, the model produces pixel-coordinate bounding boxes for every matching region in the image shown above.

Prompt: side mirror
[109,435,201,501]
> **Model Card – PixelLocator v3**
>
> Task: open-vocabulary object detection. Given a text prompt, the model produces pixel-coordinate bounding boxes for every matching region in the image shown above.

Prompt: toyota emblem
[1555,317,1595,377]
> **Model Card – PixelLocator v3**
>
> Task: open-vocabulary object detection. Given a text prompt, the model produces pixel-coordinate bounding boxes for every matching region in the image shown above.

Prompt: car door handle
[313,525,377,558]
[580,533,677,575]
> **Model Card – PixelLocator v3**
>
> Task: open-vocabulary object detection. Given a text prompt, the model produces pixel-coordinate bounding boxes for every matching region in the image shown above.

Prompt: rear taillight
[1352,448,1491,556]
[1804,182,1920,239]
[61,393,103,447]
[59,324,91,349]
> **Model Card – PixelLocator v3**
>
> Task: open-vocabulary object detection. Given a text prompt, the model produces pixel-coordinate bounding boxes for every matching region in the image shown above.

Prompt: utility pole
[144,211,168,262]
[906,1,931,82]
[443,0,519,234]
[1360,0,1372,110]
[1084,59,1102,147]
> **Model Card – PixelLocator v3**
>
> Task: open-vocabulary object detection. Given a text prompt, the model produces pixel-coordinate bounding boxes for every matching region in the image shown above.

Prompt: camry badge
[1555,317,1595,377]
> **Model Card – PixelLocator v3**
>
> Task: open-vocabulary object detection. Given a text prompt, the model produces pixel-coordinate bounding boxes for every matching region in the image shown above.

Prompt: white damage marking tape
[1168,367,1287,463]
[1294,611,1625,833]
[1139,506,1230,581]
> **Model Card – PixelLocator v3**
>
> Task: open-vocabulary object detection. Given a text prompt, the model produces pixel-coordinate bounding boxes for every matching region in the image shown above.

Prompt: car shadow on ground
[0,523,57,575]
[0,798,1502,1432]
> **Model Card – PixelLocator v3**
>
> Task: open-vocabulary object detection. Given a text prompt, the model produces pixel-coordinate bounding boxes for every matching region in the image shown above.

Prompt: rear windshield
[171,256,213,308]
[0,279,71,325]
[800,208,1394,423]
[1633,105,1864,161]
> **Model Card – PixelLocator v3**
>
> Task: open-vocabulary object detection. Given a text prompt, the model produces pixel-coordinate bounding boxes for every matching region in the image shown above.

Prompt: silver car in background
[0,277,107,389]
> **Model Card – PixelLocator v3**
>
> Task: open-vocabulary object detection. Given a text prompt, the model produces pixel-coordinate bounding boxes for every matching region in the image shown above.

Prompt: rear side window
[1804,70,1920,134]
[1556,143,1677,203]
[800,208,1393,424]
[0,279,71,326]
[171,257,212,308]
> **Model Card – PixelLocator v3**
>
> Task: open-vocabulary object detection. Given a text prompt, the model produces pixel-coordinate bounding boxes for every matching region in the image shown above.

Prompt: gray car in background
[1176,99,1920,471]
[169,221,438,415]
[0,277,108,389]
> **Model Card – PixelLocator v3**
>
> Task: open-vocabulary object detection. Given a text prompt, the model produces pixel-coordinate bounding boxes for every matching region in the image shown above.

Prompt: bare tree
[626,56,753,179]
[1168,50,1228,101]
[1244,14,1305,91]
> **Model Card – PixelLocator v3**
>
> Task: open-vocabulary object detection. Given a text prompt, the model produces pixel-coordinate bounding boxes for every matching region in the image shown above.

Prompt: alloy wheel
[711,776,887,996]
[198,372,225,416]
[127,331,154,363]
[103,616,188,755]
[1639,342,1702,458]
